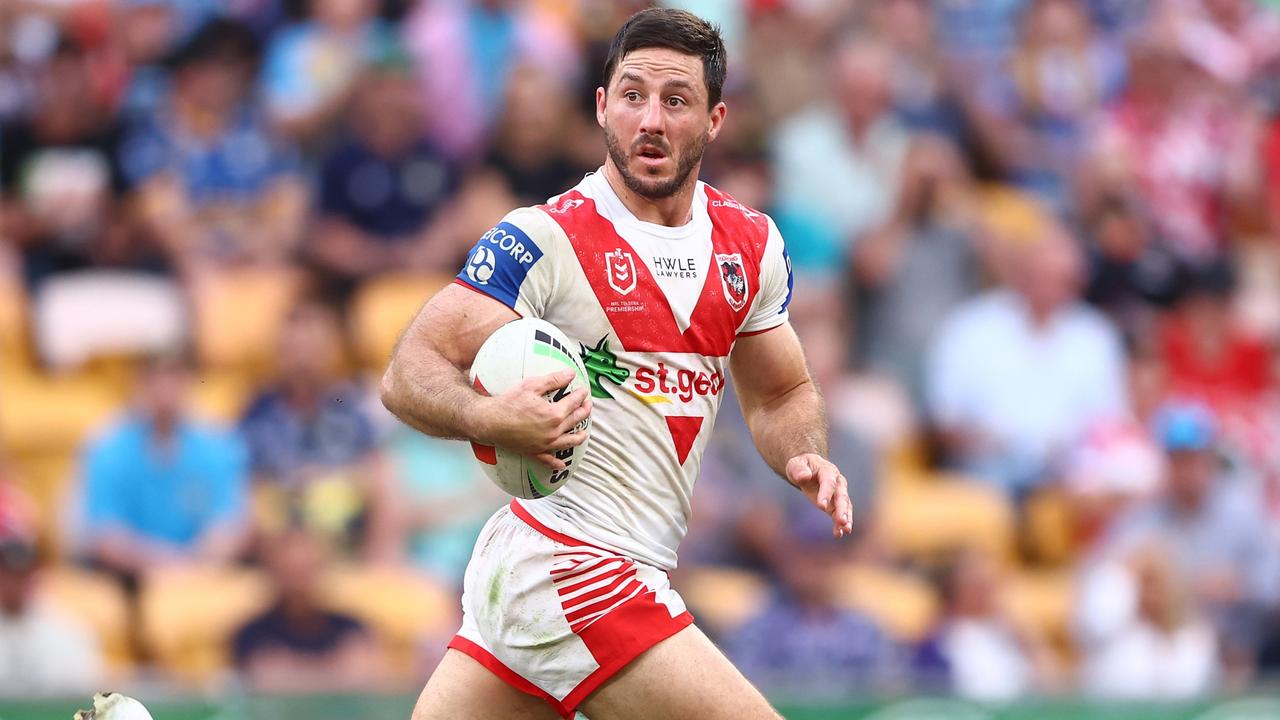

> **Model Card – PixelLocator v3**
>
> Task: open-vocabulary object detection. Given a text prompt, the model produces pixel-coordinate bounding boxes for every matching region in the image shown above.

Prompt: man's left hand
[785,453,854,538]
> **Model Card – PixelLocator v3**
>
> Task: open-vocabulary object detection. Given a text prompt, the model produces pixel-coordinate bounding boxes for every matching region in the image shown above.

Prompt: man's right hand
[471,369,593,469]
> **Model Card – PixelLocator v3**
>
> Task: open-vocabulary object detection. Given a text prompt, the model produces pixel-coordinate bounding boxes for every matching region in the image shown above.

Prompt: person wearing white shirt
[1078,543,1220,699]
[0,536,103,697]
[926,226,1128,494]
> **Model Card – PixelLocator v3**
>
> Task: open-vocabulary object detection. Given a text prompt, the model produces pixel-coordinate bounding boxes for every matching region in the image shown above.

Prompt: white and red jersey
[455,169,792,570]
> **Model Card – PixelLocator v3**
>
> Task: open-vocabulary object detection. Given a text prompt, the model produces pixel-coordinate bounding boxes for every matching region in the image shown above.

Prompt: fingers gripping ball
[469,318,592,498]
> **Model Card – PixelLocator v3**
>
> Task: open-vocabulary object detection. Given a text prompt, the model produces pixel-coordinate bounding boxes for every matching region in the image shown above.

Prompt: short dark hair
[602,8,727,107]
[168,18,260,70]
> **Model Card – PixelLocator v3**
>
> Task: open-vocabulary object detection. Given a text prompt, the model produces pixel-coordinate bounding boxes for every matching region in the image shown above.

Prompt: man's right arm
[379,283,590,468]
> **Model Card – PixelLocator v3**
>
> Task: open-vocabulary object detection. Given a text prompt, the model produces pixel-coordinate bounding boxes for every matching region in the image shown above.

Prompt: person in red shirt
[1159,261,1271,408]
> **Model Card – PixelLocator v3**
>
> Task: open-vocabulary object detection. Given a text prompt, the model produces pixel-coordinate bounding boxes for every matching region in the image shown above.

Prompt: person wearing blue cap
[1086,401,1280,684]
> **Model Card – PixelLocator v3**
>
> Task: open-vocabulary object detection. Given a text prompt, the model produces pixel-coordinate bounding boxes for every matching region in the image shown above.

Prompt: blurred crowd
[3,0,1280,707]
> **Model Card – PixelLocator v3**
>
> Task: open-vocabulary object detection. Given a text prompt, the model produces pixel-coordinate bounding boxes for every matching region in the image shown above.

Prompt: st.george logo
[466,246,497,285]
[606,248,637,295]
[716,253,748,310]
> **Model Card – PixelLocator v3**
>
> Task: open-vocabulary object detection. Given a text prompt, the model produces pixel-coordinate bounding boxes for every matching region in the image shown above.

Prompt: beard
[604,124,708,200]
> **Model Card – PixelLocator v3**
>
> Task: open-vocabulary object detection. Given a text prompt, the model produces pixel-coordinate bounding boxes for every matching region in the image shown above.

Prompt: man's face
[277,308,341,387]
[138,362,189,424]
[597,47,725,200]
[1166,449,1215,509]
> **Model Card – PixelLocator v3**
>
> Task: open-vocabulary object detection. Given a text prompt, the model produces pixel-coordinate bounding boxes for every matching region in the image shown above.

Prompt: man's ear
[595,86,607,129]
[706,101,728,142]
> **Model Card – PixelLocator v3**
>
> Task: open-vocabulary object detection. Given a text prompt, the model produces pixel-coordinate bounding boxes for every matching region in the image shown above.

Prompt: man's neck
[601,160,697,227]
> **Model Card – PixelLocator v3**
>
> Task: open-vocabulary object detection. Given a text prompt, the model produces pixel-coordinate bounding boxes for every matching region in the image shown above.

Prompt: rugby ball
[468,318,591,499]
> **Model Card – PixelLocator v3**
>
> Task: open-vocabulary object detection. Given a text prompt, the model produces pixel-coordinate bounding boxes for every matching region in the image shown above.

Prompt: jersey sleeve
[455,207,556,318]
[738,215,793,335]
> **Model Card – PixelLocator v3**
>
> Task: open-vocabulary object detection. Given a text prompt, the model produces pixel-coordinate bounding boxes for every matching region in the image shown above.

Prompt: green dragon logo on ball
[580,336,629,399]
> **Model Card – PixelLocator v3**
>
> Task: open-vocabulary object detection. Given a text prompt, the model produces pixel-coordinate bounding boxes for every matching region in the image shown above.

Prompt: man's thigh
[578,624,781,720]
[412,648,561,720]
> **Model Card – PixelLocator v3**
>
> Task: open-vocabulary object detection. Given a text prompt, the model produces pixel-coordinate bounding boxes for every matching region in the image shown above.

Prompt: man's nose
[639,96,665,136]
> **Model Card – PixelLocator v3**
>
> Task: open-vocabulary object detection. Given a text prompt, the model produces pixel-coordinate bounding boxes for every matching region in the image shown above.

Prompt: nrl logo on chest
[605,248,637,295]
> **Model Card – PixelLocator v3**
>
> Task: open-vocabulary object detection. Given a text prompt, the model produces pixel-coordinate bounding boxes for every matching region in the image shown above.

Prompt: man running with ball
[382,8,853,719]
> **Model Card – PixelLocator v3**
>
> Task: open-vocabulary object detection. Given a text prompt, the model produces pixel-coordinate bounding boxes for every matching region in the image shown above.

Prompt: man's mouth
[637,145,667,160]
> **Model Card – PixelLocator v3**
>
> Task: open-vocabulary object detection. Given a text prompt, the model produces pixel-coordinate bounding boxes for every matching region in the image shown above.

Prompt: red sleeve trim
[450,278,524,317]
[736,322,787,338]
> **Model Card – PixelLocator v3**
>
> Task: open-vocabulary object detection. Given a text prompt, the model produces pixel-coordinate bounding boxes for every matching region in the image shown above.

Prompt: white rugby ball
[468,318,591,499]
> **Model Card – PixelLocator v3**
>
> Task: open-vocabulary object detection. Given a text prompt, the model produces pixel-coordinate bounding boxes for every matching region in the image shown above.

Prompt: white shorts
[449,501,693,719]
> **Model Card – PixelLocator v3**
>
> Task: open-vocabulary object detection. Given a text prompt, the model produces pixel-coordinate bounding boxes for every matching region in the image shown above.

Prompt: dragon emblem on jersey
[580,336,630,399]
[605,248,637,295]
[716,253,749,311]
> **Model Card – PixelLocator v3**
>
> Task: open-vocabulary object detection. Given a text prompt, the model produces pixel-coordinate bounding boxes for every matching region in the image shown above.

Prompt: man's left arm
[729,322,853,538]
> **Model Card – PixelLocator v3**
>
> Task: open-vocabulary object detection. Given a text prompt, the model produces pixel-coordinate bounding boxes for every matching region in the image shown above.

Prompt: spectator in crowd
[725,503,902,701]
[934,0,1029,76]
[233,527,382,692]
[854,135,981,409]
[740,1,827,129]
[239,300,394,559]
[1061,418,1164,550]
[994,0,1126,211]
[1080,32,1262,266]
[308,54,462,300]
[870,0,968,142]
[770,34,911,259]
[1092,402,1280,679]
[385,421,506,586]
[1078,542,1220,698]
[261,0,393,142]
[914,548,1059,700]
[483,64,592,206]
[0,36,153,291]
[121,19,305,279]
[109,0,182,120]
[1179,0,1280,90]
[403,0,581,162]
[1081,195,1186,336]
[926,223,1128,495]
[1158,262,1272,416]
[80,350,250,588]
[0,495,104,697]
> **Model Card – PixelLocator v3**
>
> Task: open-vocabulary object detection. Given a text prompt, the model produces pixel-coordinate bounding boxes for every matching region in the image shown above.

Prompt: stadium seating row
[43,562,1073,684]
[43,565,456,685]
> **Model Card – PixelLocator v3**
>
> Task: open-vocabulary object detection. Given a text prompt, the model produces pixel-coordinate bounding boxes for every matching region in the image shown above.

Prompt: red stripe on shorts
[447,635,574,719]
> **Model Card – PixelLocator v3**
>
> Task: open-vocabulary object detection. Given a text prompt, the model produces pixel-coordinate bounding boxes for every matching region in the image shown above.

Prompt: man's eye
[667,96,686,107]
[624,91,642,102]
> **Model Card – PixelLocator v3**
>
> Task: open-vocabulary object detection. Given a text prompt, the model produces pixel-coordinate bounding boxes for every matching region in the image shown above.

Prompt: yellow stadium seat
[141,566,272,683]
[0,374,123,456]
[188,370,254,425]
[876,478,1016,564]
[1023,487,1076,567]
[675,566,771,634]
[833,563,939,642]
[321,565,456,678]
[1001,569,1074,656]
[349,273,452,372]
[7,450,77,554]
[193,268,303,374]
[43,567,133,672]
